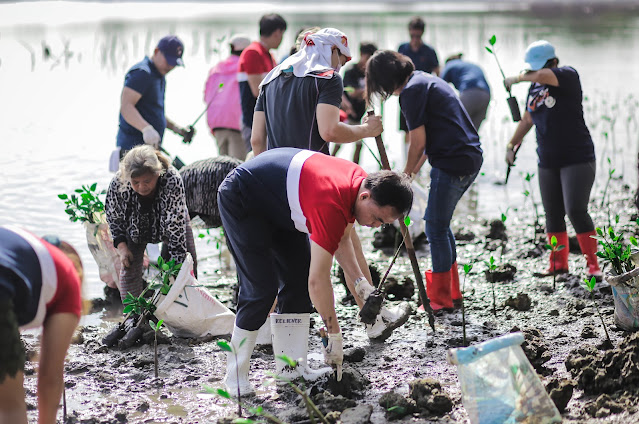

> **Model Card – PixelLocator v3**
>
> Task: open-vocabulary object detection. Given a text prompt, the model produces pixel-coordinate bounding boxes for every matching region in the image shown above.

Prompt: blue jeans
[425,167,479,273]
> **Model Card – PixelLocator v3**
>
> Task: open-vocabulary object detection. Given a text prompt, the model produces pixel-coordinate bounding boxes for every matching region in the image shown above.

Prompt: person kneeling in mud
[0,226,84,424]
[218,148,413,395]
[105,145,197,304]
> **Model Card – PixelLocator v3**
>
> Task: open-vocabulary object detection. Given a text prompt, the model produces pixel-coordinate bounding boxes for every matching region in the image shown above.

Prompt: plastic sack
[155,253,235,338]
[394,180,428,240]
[605,267,639,331]
[447,332,561,424]
[84,220,121,290]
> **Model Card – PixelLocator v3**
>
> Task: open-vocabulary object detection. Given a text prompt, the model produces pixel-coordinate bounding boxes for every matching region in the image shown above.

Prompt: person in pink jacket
[204,35,251,160]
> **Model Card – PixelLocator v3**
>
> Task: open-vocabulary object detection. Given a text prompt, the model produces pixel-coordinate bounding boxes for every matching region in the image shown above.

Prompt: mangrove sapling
[500,210,508,262]
[152,319,164,378]
[484,256,498,317]
[544,235,566,291]
[583,276,612,345]
[522,172,542,241]
[461,263,473,347]
[594,220,639,275]
[485,34,521,122]
[601,157,615,208]
[198,227,227,270]
[217,339,246,416]
[58,182,106,224]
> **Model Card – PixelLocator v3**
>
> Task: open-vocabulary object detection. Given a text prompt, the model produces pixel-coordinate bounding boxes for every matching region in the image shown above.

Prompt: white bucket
[155,253,235,338]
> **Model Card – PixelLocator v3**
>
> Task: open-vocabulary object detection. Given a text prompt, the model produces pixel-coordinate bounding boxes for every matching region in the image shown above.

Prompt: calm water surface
[1,2,638,301]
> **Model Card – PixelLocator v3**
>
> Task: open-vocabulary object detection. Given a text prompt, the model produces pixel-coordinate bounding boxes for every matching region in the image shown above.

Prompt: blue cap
[157,35,184,67]
[524,40,555,71]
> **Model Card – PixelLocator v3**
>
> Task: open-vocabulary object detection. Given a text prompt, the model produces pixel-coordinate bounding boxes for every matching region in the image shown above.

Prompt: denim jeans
[425,167,479,273]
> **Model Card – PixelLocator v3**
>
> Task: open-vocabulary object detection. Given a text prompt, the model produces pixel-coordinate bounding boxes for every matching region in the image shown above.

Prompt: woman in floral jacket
[106,145,197,301]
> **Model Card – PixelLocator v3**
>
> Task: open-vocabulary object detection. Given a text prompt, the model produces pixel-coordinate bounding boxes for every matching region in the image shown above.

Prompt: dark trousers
[218,170,313,331]
[538,161,596,234]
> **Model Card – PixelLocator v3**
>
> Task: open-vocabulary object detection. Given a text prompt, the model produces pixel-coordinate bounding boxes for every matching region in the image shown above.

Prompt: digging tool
[366,111,436,332]
[359,237,405,324]
[504,142,521,185]
[182,82,225,145]
[160,146,186,170]
[485,35,521,122]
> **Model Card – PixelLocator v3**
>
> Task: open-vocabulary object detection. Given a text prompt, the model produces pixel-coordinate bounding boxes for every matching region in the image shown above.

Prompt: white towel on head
[259,28,352,89]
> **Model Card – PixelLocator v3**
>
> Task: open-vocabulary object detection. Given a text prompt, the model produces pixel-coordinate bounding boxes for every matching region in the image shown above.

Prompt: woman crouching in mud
[0,226,84,424]
[105,145,197,303]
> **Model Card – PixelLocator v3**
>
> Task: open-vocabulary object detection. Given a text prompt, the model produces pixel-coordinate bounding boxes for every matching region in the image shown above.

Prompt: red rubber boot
[576,230,603,280]
[450,261,462,308]
[425,269,454,311]
[545,232,569,275]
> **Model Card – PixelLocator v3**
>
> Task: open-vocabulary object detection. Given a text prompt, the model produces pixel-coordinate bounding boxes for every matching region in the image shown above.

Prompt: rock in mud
[585,394,625,417]
[485,263,517,282]
[486,219,507,241]
[378,391,414,420]
[505,293,531,311]
[580,324,597,339]
[312,391,357,414]
[454,229,475,242]
[384,276,415,301]
[510,327,553,376]
[408,378,453,416]
[324,367,369,398]
[344,346,366,363]
[545,377,575,413]
[339,403,373,424]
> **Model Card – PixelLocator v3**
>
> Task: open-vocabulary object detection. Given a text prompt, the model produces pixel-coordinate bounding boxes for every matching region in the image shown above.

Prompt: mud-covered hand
[505,144,517,166]
[142,125,160,148]
[182,125,195,144]
[117,242,133,269]
[504,74,521,92]
[323,332,343,381]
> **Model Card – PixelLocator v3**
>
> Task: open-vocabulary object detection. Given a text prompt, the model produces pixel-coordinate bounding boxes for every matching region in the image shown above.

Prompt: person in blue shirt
[365,50,483,312]
[116,35,194,156]
[441,53,491,131]
[504,40,601,280]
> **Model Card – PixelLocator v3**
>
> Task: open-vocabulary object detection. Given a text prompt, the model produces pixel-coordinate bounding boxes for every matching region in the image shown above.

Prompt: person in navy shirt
[366,50,483,312]
[504,40,601,279]
[218,148,412,395]
[441,53,491,131]
[117,35,193,155]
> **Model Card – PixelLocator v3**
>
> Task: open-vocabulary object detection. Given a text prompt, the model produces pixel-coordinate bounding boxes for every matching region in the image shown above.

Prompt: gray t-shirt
[255,70,343,154]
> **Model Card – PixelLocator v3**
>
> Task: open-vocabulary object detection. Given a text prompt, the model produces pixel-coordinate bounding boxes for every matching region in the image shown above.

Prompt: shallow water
[1,2,638,321]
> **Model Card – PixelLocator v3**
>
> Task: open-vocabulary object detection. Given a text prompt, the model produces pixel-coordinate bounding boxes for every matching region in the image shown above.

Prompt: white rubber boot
[255,319,272,346]
[364,302,412,341]
[223,324,258,397]
[270,313,332,382]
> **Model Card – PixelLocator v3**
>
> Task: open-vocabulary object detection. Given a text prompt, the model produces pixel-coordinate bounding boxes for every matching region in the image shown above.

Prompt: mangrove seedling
[208,387,284,424]
[58,183,106,224]
[122,292,157,316]
[583,276,612,344]
[484,256,498,316]
[522,172,542,240]
[198,228,227,270]
[485,34,521,122]
[152,319,164,378]
[594,221,639,275]
[462,262,473,346]
[149,256,182,295]
[601,157,615,208]
[217,339,246,416]
[545,235,565,291]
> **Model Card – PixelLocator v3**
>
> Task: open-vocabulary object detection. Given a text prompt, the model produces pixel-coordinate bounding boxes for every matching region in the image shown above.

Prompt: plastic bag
[605,267,639,331]
[84,220,121,289]
[155,253,235,338]
[448,332,561,424]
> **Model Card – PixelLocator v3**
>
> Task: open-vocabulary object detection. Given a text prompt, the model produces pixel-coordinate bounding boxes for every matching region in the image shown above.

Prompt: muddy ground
[23,181,639,424]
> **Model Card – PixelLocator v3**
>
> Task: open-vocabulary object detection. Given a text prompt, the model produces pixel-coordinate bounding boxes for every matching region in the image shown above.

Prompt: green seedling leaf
[122,305,134,314]
[596,227,604,236]
[489,35,497,45]
[584,276,596,292]
[58,193,68,199]
[239,337,247,348]
[216,388,231,399]
[404,216,411,226]
[464,263,473,274]
[217,340,233,352]
[630,236,638,246]
[387,406,406,414]
[550,235,558,247]
[556,244,565,251]
[232,419,255,424]
[484,46,493,54]
[501,213,507,223]
[276,355,298,368]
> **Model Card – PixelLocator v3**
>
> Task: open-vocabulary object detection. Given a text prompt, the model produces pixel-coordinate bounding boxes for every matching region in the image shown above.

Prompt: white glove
[323,332,343,380]
[142,125,160,148]
[354,277,375,301]
[504,74,521,92]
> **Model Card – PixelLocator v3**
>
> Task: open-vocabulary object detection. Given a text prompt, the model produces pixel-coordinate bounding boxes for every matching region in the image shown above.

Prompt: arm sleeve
[240,49,266,75]
[44,244,82,319]
[123,68,151,95]
[552,67,581,99]
[255,88,265,112]
[308,204,349,255]
[105,176,129,248]
[399,85,428,132]
[161,170,189,263]
[317,75,343,108]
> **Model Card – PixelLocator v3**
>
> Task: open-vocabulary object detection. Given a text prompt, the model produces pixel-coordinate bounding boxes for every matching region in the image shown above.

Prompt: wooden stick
[367,111,436,331]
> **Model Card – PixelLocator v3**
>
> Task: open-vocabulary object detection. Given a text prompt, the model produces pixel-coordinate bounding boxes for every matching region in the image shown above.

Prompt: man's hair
[260,14,287,37]
[408,17,425,32]
[359,42,378,57]
[366,50,415,105]
[364,171,413,217]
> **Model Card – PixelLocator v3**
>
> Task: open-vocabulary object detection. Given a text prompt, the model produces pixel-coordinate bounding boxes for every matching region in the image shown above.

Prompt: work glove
[142,125,160,148]
[504,74,521,92]
[354,277,375,301]
[505,144,517,166]
[182,125,195,144]
[322,332,343,381]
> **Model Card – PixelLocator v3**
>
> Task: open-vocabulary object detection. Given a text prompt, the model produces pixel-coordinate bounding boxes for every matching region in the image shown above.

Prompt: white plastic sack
[155,253,235,338]
[394,180,427,240]
[84,220,121,290]
[605,267,639,331]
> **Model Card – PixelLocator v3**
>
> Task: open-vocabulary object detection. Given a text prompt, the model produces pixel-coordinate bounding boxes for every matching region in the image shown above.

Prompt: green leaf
[596,227,604,236]
[501,213,507,223]
[217,340,233,352]
[122,305,134,314]
[90,182,97,191]
[550,235,558,247]
[464,263,473,274]
[276,354,298,368]
[484,46,493,54]
[523,190,530,196]
[489,35,497,45]
[556,245,565,251]
[584,276,596,291]
[239,337,247,348]
[232,419,255,424]
[404,216,411,226]
[630,236,638,246]
[216,388,231,399]
[58,193,68,199]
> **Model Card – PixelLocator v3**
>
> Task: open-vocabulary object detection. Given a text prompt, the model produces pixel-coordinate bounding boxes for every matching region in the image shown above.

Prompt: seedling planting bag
[84,219,121,289]
[605,268,639,330]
